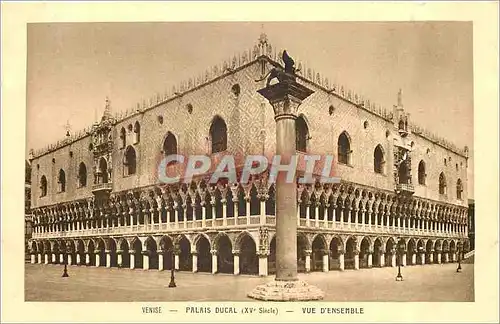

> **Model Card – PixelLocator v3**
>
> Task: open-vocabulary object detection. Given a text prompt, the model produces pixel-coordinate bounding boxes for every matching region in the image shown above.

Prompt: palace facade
[28,35,471,276]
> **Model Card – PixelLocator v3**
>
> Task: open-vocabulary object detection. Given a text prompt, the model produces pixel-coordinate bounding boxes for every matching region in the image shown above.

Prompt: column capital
[210,249,218,256]
[232,250,240,256]
[304,249,312,256]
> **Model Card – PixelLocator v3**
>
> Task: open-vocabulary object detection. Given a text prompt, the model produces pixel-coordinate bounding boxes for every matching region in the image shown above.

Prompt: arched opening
[268,236,276,274]
[439,172,447,195]
[311,235,326,271]
[329,237,341,270]
[132,239,143,269]
[98,158,108,184]
[295,115,309,153]
[118,239,129,268]
[163,132,178,157]
[425,240,433,264]
[107,239,117,267]
[373,238,383,267]
[58,169,66,192]
[124,146,137,176]
[442,241,450,263]
[87,240,95,266]
[385,238,395,267]
[159,236,173,270]
[266,185,276,215]
[297,234,308,272]
[145,237,158,270]
[210,116,227,153]
[77,162,87,187]
[249,185,260,215]
[450,241,457,262]
[40,175,48,197]
[359,237,371,268]
[120,127,126,148]
[196,236,211,273]
[456,179,463,200]
[75,240,84,266]
[337,132,351,165]
[433,241,441,264]
[345,237,356,270]
[96,239,106,267]
[133,121,140,144]
[217,235,233,274]
[418,160,426,185]
[398,163,409,184]
[178,236,192,271]
[406,239,416,266]
[374,145,385,174]
[239,234,258,275]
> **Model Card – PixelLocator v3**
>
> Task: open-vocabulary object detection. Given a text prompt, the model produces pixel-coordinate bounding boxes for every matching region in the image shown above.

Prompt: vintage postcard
[1,2,498,323]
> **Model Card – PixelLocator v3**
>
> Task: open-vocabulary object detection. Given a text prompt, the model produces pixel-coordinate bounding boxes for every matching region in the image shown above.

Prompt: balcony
[92,182,113,194]
[395,183,415,195]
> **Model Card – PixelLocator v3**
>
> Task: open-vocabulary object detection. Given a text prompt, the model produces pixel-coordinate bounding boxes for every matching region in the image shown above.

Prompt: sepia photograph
[2,2,499,323]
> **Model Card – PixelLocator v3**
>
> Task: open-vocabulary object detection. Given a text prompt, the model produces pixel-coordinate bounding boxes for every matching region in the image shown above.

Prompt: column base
[247,279,324,301]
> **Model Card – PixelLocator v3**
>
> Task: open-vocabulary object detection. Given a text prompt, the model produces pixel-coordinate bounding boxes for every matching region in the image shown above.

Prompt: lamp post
[456,245,462,273]
[395,242,404,281]
[168,246,177,288]
[62,243,69,278]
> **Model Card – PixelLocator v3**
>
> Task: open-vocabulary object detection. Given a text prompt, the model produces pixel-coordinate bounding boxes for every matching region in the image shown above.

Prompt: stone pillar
[96,252,101,267]
[31,254,36,264]
[117,251,123,268]
[367,252,373,268]
[51,253,57,263]
[68,254,73,265]
[391,253,396,267]
[201,203,206,227]
[354,251,360,270]
[339,251,345,271]
[233,253,240,275]
[258,254,268,277]
[411,252,417,265]
[106,250,111,268]
[246,200,251,225]
[158,252,164,271]
[38,254,42,264]
[142,251,149,270]
[322,252,329,272]
[437,252,442,264]
[192,253,198,273]
[380,253,385,267]
[443,252,449,263]
[421,253,425,265]
[305,250,311,272]
[452,251,457,262]
[211,250,218,274]
[85,253,90,266]
[130,251,136,269]
[429,252,434,264]
[174,254,179,270]
[247,67,322,301]
[59,254,64,263]
[260,200,266,225]
[402,253,407,267]
[76,254,81,265]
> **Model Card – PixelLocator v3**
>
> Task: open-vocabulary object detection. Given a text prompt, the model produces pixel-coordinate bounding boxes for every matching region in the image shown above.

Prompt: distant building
[25,160,33,261]
[468,199,475,251]
[28,34,471,274]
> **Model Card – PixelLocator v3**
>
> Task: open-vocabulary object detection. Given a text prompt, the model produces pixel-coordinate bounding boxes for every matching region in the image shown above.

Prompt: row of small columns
[30,248,457,274]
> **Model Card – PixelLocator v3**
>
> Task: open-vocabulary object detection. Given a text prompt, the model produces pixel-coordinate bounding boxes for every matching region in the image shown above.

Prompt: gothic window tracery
[133,122,141,144]
[439,172,447,195]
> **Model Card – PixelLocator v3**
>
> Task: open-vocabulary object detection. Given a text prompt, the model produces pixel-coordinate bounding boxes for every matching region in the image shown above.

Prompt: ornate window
[418,160,426,185]
[337,131,351,165]
[133,121,140,144]
[295,115,309,153]
[210,116,227,153]
[163,132,177,156]
[58,169,66,192]
[120,127,126,148]
[456,179,463,200]
[439,172,447,195]
[78,162,87,187]
[98,157,109,184]
[40,175,47,197]
[124,146,137,176]
[374,145,385,174]
[398,162,409,184]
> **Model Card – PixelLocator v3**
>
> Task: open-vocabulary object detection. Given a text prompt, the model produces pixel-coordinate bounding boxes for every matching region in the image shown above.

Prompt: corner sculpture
[255,50,300,87]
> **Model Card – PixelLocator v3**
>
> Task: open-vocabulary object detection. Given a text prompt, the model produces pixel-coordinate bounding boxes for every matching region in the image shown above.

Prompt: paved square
[25,263,473,302]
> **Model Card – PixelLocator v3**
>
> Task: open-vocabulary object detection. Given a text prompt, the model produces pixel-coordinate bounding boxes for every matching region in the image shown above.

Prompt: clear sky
[26,22,474,197]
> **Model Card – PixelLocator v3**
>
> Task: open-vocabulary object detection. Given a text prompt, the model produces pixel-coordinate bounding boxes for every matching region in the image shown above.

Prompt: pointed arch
[58,169,66,192]
[456,179,463,200]
[133,121,141,144]
[162,131,178,157]
[209,116,227,153]
[78,162,87,187]
[40,175,48,197]
[418,160,426,185]
[295,114,309,153]
[439,172,447,195]
[98,157,109,183]
[124,146,137,176]
[374,144,385,174]
[338,131,351,165]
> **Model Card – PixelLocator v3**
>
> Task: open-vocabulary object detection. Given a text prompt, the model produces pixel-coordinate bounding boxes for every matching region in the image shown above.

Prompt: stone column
[116,250,123,268]
[452,250,457,262]
[322,251,329,272]
[130,251,136,269]
[304,250,311,272]
[354,250,360,270]
[106,250,111,268]
[51,253,57,263]
[411,252,417,265]
[158,251,164,271]
[192,252,198,273]
[233,252,240,275]
[258,254,268,276]
[142,251,149,270]
[31,254,36,264]
[421,253,426,265]
[247,67,322,301]
[429,251,434,264]
[59,254,64,263]
[76,254,81,265]
[95,251,101,267]
[246,199,251,225]
[68,254,73,265]
[437,251,442,264]
[380,253,385,267]
[443,251,449,263]
[391,252,396,267]
[339,251,345,271]
[211,250,218,274]
[174,254,179,270]
[38,254,42,264]
[85,253,90,266]
[402,253,407,266]
[367,251,373,268]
